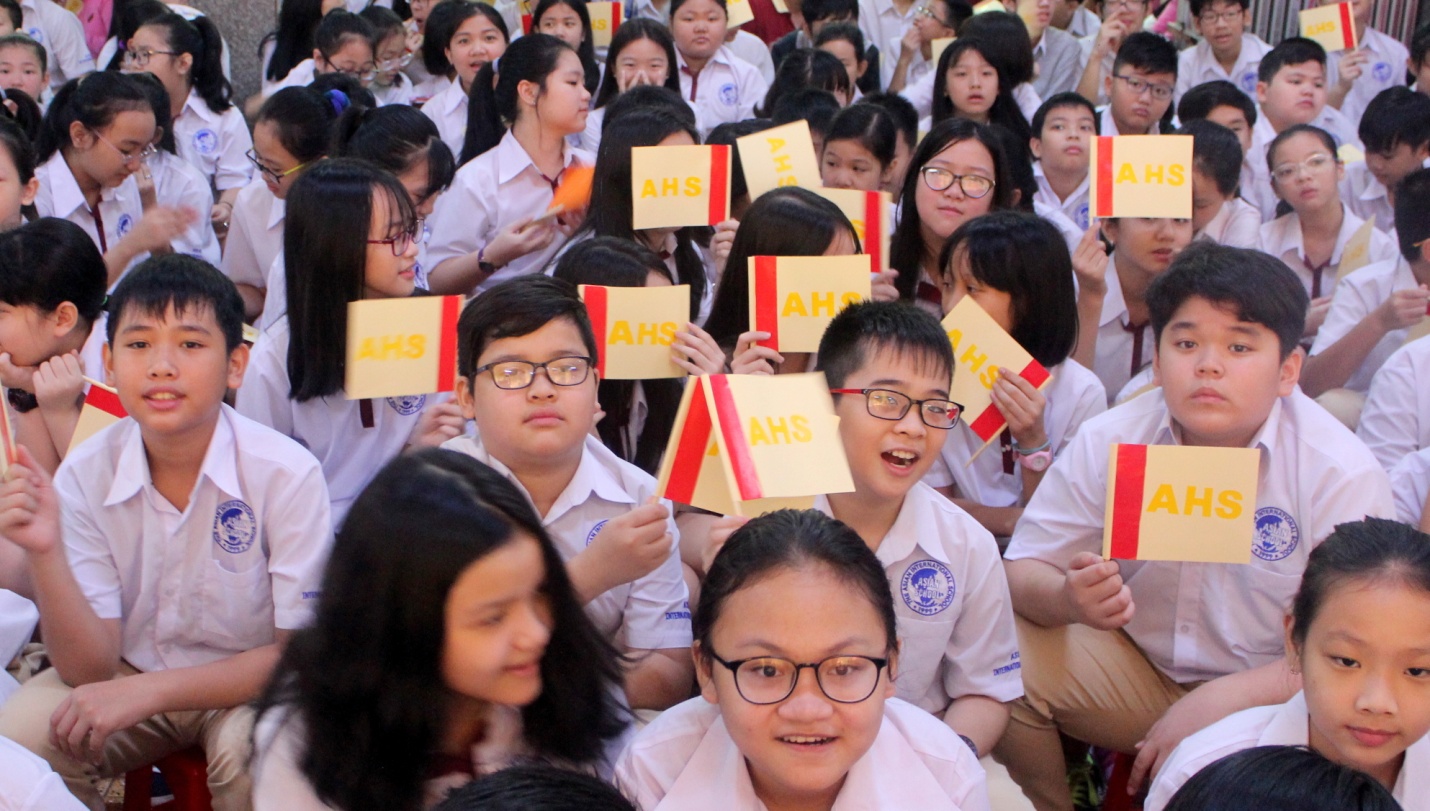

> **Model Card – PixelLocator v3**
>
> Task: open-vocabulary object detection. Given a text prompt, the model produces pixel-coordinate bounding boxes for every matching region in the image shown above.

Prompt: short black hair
[814,21,865,56]
[1031,91,1098,138]
[1188,0,1248,16]
[1396,169,1430,262]
[1179,119,1243,198]
[1413,22,1430,67]
[861,91,918,150]
[1113,31,1178,78]
[0,218,106,325]
[0,0,22,32]
[456,276,598,380]
[1146,243,1308,360]
[802,0,858,24]
[1165,746,1401,811]
[1358,86,1430,156]
[1176,80,1257,128]
[106,254,246,353]
[771,87,841,136]
[815,300,954,391]
[432,765,635,811]
[1258,37,1326,85]
[601,84,695,133]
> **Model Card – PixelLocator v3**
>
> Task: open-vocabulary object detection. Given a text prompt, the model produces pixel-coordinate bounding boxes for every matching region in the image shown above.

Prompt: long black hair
[532,0,600,95]
[37,72,151,163]
[930,37,1031,144]
[331,104,457,203]
[262,0,330,84]
[140,12,232,113]
[592,19,681,110]
[460,33,574,164]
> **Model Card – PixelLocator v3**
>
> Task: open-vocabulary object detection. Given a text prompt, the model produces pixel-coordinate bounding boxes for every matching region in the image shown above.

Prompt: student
[770,88,843,158]
[1302,168,1430,416]
[1324,0,1410,127]
[0,255,333,811]
[722,24,776,89]
[863,90,919,194]
[126,12,252,234]
[1099,31,1176,136]
[426,34,590,296]
[703,117,774,221]
[952,10,1043,124]
[221,86,335,321]
[16,0,92,90]
[1075,0,1148,106]
[583,19,683,153]
[1412,23,1430,97]
[434,764,637,811]
[1162,746,1404,811]
[1019,0,1082,100]
[35,72,196,287]
[533,0,602,96]
[821,101,900,191]
[358,6,415,107]
[1175,0,1269,103]
[930,38,1032,144]
[885,0,960,95]
[1182,120,1259,248]
[758,48,852,116]
[995,243,1395,811]
[1177,80,1272,225]
[0,114,36,232]
[815,23,869,101]
[1051,0,1098,39]
[128,73,220,266]
[670,0,768,136]
[1358,334,1430,472]
[1256,125,1396,338]
[418,2,508,157]
[0,33,47,110]
[1147,517,1430,809]
[258,0,338,101]
[1029,92,1094,240]
[889,118,1016,315]
[616,508,992,810]
[270,10,377,97]
[236,160,463,524]
[443,276,694,712]
[251,450,630,810]
[1345,87,1430,233]
[928,212,1107,537]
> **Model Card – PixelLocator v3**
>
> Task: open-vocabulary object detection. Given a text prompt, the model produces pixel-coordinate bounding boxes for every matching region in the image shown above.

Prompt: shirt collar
[441,433,636,523]
[493,129,583,185]
[439,77,467,115]
[1151,390,1282,456]
[1100,254,1131,328]
[1263,208,1362,267]
[267,195,287,230]
[878,485,952,566]
[180,89,217,124]
[104,405,243,507]
[1257,691,1312,745]
[44,152,88,220]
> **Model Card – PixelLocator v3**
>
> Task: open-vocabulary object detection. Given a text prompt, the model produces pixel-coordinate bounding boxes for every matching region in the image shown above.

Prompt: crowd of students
[0,0,1427,809]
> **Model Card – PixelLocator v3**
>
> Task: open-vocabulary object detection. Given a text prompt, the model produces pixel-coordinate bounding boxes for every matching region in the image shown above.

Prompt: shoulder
[879,698,984,778]
[910,483,997,552]
[1069,388,1169,445]
[56,418,133,489]
[1049,359,1107,402]
[1151,703,1282,808]
[226,407,324,479]
[615,698,721,797]
[585,435,660,498]
[1279,390,1384,473]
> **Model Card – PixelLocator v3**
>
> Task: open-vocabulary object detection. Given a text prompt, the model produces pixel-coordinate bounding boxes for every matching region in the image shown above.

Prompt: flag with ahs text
[631,145,731,229]
[736,120,821,199]
[940,296,1052,454]
[580,284,690,379]
[345,296,462,400]
[748,255,872,352]
[1103,444,1260,563]
[588,2,622,47]
[1300,3,1358,52]
[1089,135,1193,219]
[68,381,127,454]
[811,188,892,272]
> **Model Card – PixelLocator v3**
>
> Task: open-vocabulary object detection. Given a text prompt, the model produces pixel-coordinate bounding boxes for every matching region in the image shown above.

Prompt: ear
[454,375,479,419]
[101,341,114,388]
[312,48,324,65]
[1277,344,1303,397]
[1283,613,1302,674]
[68,119,92,151]
[516,77,541,108]
[1103,71,1113,99]
[1029,135,1044,161]
[855,59,868,80]
[20,176,37,207]
[1255,81,1268,106]
[1009,187,1022,207]
[49,302,80,338]
[226,341,250,391]
[693,642,720,704]
[176,52,194,77]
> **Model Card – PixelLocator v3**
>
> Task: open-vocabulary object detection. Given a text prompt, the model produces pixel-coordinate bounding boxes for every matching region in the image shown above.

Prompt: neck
[441,696,489,756]
[1211,37,1241,71]
[1116,254,1154,323]
[962,109,990,125]
[169,82,189,119]
[66,151,103,208]
[512,116,568,179]
[142,413,220,513]
[826,489,901,552]
[507,451,582,518]
[1113,111,1151,136]
[683,51,711,75]
[638,228,675,253]
[1175,417,1259,449]
[752,772,844,811]
[1300,199,1344,235]
[1044,162,1087,202]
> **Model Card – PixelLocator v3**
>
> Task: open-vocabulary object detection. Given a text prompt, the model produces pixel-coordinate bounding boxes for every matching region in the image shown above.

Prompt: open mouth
[779,735,835,746]
[883,449,919,468]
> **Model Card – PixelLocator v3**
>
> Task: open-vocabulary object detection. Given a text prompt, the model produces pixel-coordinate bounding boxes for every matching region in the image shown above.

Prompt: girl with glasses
[359,6,417,107]
[615,508,991,811]
[267,10,378,99]
[128,72,220,265]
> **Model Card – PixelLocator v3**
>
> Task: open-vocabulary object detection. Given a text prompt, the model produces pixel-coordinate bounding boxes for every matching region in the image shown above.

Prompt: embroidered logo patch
[213,500,257,553]
[900,559,955,616]
[585,519,608,547]
[25,28,43,44]
[386,394,426,415]
[1240,71,1258,94]
[718,83,739,105]
[1075,201,1091,230]
[116,214,134,237]
[193,128,219,155]
[1252,507,1299,561]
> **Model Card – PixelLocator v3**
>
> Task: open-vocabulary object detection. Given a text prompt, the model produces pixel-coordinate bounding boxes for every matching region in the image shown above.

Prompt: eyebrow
[482,349,589,364]
[733,636,880,658]
[119,322,215,336]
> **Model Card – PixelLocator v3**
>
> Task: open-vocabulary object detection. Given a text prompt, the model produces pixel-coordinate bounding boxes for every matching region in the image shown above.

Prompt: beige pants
[0,665,254,811]
[993,618,1191,811]
[1314,388,1366,431]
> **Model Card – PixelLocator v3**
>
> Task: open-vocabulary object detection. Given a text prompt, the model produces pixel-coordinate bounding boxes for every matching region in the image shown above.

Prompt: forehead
[116,300,219,331]
[1164,295,1269,334]
[456,14,501,36]
[927,138,995,170]
[1205,104,1248,126]
[1044,105,1095,126]
[0,44,39,64]
[1271,60,1324,81]
[844,342,951,387]
[476,315,589,362]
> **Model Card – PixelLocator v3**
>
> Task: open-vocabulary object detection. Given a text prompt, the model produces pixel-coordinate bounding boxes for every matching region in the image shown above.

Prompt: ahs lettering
[945,328,998,389]
[1145,485,1244,519]
[640,176,703,198]
[747,415,813,445]
[781,290,861,318]
[356,334,426,361]
[608,320,678,345]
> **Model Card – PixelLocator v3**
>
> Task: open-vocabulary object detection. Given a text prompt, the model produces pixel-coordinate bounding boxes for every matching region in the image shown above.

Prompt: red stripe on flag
[709,375,763,501]
[437,295,461,393]
[611,2,622,31]
[1095,136,1115,218]
[967,404,1006,443]
[1109,444,1148,560]
[1020,359,1051,389]
[708,145,729,225]
[664,379,711,504]
[865,191,882,271]
[583,286,609,376]
[85,385,126,418]
[753,256,780,350]
[1338,2,1355,48]
[521,13,532,34]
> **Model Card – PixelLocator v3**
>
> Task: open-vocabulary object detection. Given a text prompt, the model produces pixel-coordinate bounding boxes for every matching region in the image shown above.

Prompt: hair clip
[325,88,351,115]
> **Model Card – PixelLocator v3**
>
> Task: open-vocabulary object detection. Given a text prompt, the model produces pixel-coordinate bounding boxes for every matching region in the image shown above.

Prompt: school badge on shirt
[193,129,219,155]
[213,500,257,554]
[1252,507,1299,561]
[900,560,955,616]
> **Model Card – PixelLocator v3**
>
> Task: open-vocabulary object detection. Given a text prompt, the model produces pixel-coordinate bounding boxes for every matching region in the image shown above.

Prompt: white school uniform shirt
[1146,692,1430,811]
[371,76,415,107]
[813,485,1023,711]
[1310,256,1423,394]
[900,67,936,118]
[726,29,775,85]
[1328,28,1411,128]
[173,90,254,194]
[858,0,918,83]
[1097,105,1164,137]
[1006,389,1394,684]
[426,130,593,294]
[1014,83,1043,124]
[420,77,469,158]
[888,37,935,101]
[34,151,146,275]
[1256,206,1396,301]
[0,589,37,704]
[615,696,992,811]
[1092,255,1154,405]
[1033,161,1091,232]
[441,433,693,652]
[1359,335,1430,472]
[581,104,608,153]
[149,150,220,265]
[0,735,88,811]
[221,178,285,292]
[1033,27,1084,99]
[1245,109,1363,222]
[236,317,433,526]
[1195,196,1261,248]
[1173,34,1270,104]
[20,0,93,89]
[1342,160,1397,232]
[924,360,1107,510]
[1066,7,1100,40]
[1390,445,1430,525]
[270,58,318,96]
[677,47,767,137]
[55,405,333,673]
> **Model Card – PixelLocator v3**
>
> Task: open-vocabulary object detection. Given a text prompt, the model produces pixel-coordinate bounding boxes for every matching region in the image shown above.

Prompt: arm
[34,353,87,465]
[565,501,673,605]
[103,207,199,286]
[886,28,923,95]
[1005,554,1133,630]
[943,696,1011,757]
[1071,224,1109,372]
[1076,23,1122,104]
[426,218,558,295]
[1300,286,1430,397]
[1326,50,1367,111]
[623,647,695,711]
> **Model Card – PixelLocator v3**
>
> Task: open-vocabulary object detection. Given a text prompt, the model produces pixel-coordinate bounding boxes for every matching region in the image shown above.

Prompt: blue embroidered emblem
[900,560,955,616]
[213,500,257,553]
[386,394,426,415]
[1252,507,1299,561]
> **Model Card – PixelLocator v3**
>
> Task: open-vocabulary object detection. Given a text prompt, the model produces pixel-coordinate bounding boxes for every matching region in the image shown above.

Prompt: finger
[1127,745,1154,795]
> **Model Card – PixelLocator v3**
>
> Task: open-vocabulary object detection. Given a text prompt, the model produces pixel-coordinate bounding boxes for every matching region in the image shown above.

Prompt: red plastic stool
[1102,752,1143,811]
[122,747,212,811]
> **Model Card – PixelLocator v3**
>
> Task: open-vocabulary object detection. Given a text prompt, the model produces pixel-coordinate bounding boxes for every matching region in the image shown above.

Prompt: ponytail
[37,73,150,163]
[139,13,232,113]
[458,33,572,164]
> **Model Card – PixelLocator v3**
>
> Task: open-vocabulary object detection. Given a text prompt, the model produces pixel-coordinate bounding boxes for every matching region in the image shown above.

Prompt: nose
[1354,672,1399,717]
[525,367,559,400]
[147,345,178,379]
[777,668,836,722]
[514,598,553,653]
[895,403,928,437]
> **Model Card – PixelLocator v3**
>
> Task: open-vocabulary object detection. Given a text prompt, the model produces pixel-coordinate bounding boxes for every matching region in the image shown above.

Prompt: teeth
[781,736,831,744]
[149,393,177,400]
[889,450,916,460]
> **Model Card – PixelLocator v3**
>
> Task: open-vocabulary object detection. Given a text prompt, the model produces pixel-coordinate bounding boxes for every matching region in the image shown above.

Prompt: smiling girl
[418,1,508,156]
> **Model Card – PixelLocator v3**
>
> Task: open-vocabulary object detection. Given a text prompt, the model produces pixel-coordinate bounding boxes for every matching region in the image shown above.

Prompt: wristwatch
[477,245,500,278]
[1012,437,1052,472]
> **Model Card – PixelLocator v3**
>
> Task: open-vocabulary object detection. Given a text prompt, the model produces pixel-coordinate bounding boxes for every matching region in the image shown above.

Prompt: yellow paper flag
[1300,3,1358,52]
[931,37,955,67]
[345,296,462,400]
[68,381,127,455]
[748,255,873,352]
[588,2,622,48]
[812,188,893,272]
[1089,135,1194,219]
[737,120,822,200]
[1336,216,1378,282]
[580,284,690,380]
[631,144,732,229]
[940,296,1052,449]
[727,0,755,27]
[1102,444,1260,563]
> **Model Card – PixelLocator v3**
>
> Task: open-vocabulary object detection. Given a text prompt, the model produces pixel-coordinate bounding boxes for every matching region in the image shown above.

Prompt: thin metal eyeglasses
[708,652,890,704]
[1271,153,1336,183]
[474,356,595,390]
[366,219,425,256]
[920,166,995,198]
[1197,8,1244,25]
[244,149,309,185]
[1113,73,1174,101]
[320,52,378,83]
[122,47,178,69]
[829,388,963,429]
[92,129,156,167]
[378,52,415,72]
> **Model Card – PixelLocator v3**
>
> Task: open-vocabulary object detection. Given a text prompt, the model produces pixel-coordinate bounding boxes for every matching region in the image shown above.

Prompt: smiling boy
[1174,0,1269,103]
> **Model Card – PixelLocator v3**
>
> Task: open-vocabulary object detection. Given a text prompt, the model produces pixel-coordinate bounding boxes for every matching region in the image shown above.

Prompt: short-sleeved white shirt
[173,90,254,194]
[857,0,917,83]
[419,77,468,158]
[1146,692,1430,811]
[1358,335,1430,471]
[1390,445,1430,525]
[615,696,991,811]
[35,151,146,280]
[1092,255,1155,404]
[441,432,692,652]
[1256,206,1396,300]
[1174,35,1270,104]
[0,735,88,811]
[150,151,220,265]
[1342,160,1395,233]
[1033,161,1090,233]
[1245,109,1363,221]
[1328,27,1410,127]
[220,178,285,291]
[1310,256,1423,393]
[54,406,333,673]
[814,484,1023,712]
[20,0,93,89]
[425,130,593,294]
[0,589,37,704]
[888,35,935,101]
[676,47,768,137]
[1005,389,1394,684]
[1195,196,1261,249]
[1033,27,1084,100]
[1066,8,1100,40]
[269,58,317,97]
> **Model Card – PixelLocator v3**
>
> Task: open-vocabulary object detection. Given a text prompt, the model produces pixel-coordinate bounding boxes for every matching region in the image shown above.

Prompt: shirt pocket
[893,616,956,709]
[1218,567,1302,661]
[200,558,274,650]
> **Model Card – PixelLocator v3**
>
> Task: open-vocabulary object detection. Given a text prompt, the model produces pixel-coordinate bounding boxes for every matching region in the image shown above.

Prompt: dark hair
[332,104,456,202]
[704,118,776,204]
[890,118,1015,301]
[1164,746,1402,811]
[703,187,859,347]
[816,299,954,390]
[107,0,170,71]
[0,218,106,327]
[1146,242,1308,360]
[128,72,178,156]
[1257,37,1327,84]
[862,91,918,152]
[593,19,680,109]
[1266,123,1337,176]
[577,108,706,318]
[669,0,728,17]
[1179,119,1242,198]
[823,103,897,169]
[601,84,695,133]
[1113,30,1178,78]
[461,33,575,164]
[1176,79,1257,129]
[0,109,37,188]
[307,72,377,109]
[141,12,232,113]
[358,5,406,43]
[694,509,897,655]
[422,0,508,78]
[1413,22,1430,68]
[1359,86,1430,156]
[283,159,417,401]
[0,87,40,146]
[1031,91,1098,137]
[533,0,600,94]
[550,237,683,473]
[814,21,865,57]
[770,87,841,137]
[256,85,341,163]
[1290,518,1430,652]
[263,0,330,83]
[919,0,973,32]
[0,0,19,31]
[314,10,376,66]
[931,38,1031,144]
[801,0,858,25]
[38,73,152,163]
[758,49,852,118]
[0,32,44,74]
[957,11,1035,87]
[1396,169,1430,262]
[937,212,1077,367]
[433,765,636,811]
[457,275,599,380]
[105,253,245,353]
[1188,0,1248,14]
[257,450,628,811]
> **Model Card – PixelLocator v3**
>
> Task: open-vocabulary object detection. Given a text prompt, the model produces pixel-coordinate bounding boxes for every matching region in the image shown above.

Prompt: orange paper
[748,255,872,352]
[548,165,595,217]
[345,296,462,400]
[940,296,1051,449]
[580,284,690,379]
[588,2,623,47]
[1300,3,1358,52]
[811,188,892,272]
[1090,135,1194,219]
[736,120,822,199]
[631,144,732,229]
[68,381,127,455]
[931,37,955,67]
[1103,444,1260,563]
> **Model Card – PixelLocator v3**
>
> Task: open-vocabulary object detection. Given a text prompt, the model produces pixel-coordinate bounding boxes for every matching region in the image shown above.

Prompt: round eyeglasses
[920,166,995,198]
[830,388,962,430]
[708,652,890,705]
